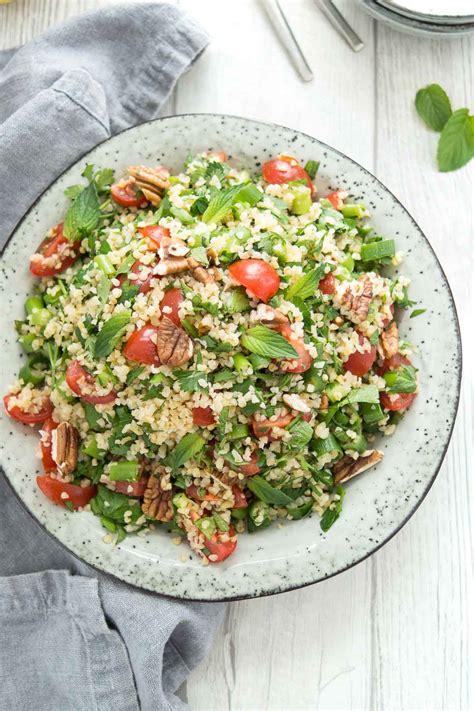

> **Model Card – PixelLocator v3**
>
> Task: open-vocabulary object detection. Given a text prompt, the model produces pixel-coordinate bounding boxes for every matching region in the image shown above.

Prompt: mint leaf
[383,365,418,394]
[286,419,313,448]
[341,384,380,406]
[437,109,474,172]
[247,475,293,505]
[240,325,298,359]
[95,168,114,192]
[167,432,205,470]
[64,185,84,200]
[189,246,208,265]
[286,264,326,301]
[202,184,243,224]
[415,84,452,131]
[63,182,101,241]
[94,311,131,358]
[410,308,426,319]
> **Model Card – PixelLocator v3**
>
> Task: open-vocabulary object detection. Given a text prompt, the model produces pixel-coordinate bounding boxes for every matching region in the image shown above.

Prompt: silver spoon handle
[261,0,314,82]
[315,0,365,52]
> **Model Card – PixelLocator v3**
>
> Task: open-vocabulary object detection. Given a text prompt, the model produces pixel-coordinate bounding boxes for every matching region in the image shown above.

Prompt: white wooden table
[1,1,472,709]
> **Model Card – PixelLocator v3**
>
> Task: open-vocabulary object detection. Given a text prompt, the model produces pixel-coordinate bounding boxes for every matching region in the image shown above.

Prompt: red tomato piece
[343,334,377,377]
[262,156,313,190]
[252,412,294,440]
[326,190,347,210]
[228,259,280,303]
[111,178,148,207]
[238,452,260,476]
[319,273,337,295]
[36,475,96,510]
[205,528,237,563]
[377,353,411,377]
[232,486,247,509]
[40,417,58,472]
[380,391,416,412]
[160,288,184,327]
[3,392,53,424]
[138,225,171,249]
[192,406,216,426]
[206,150,228,162]
[123,325,161,366]
[30,223,81,278]
[114,476,148,497]
[118,260,154,294]
[186,485,220,504]
[65,360,117,405]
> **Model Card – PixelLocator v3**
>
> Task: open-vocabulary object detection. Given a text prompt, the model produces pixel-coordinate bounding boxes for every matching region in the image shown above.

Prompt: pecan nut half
[51,422,79,475]
[156,316,193,367]
[333,450,384,484]
[380,320,398,359]
[341,276,373,324]
[142,475,173,521]
[128,165,170,206]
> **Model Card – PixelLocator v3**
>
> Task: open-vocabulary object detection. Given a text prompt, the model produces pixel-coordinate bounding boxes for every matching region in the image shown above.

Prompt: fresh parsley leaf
[63,182,101,241]
[384,365,418,394]
[437,108,474,172]
[118,280,140,305]
[415,84,452,132]
[247,475,293,505]
[218,406,229,439]
[126,365,145,385]
[410,308,426,318]
[115,254,136,276]
[286,419,313,448]
[205,161,227,181]
[83,402,104,431]
[81,164,95,182]
[241,325,298,359]
[95,168,114,192]
[173,369,207,393]
[94,311,131,358]
[167,433,205,470]
[90,485,142,523]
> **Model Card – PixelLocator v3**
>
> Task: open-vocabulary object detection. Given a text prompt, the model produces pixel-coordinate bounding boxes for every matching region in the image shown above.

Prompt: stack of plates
[359,0,474,37]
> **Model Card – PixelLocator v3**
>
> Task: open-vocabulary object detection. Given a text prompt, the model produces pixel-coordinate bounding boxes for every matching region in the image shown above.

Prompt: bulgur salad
[3,152,421,564]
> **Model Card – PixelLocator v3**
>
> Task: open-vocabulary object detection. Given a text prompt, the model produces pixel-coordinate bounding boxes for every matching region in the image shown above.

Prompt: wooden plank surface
[1,1,472,709]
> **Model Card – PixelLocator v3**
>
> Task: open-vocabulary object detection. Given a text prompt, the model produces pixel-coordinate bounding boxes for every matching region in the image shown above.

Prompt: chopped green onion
[108,461,140,482]
[25,295,44,315]
[94,254,115,276]
[360,402,386,424]
[310,433,341,457]
[233,353,253,374]
[30,308,52,328]
[304,160,320,179]
[341,204,366,218]
[360,239,396,262]
[195,517,216,540]
[235,183,263,207]
[290,185,312,215]
[19,353,48,386]
[18,333,38,354]
[228,424,249,440]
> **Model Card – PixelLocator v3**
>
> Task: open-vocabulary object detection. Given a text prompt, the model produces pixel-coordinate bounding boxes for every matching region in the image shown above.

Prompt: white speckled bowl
[0,115,461,601]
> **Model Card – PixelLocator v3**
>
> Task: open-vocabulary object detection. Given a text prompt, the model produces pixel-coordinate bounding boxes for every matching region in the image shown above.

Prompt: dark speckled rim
[0,114,463,601]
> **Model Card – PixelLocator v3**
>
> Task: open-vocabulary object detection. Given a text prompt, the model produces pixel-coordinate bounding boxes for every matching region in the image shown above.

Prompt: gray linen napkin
[0,5,225,711]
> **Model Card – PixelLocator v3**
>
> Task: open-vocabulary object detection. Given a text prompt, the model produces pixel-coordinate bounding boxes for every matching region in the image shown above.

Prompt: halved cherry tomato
[381,303,395,328]
[40,417,58,472]
[319,273,337,295]
[192,406,216,426]
[118,260,154,294]
[111,178,148,208]
[138,225,170,249]
[114,476,148,497]
[36,475,96,510]
[252,412,294,440]
[123,325,161,366]
[160,288,184,327]
[380,391,416,412]
[343,334,377,377]
[232,486,247,509]
[65,360,116,405]
[207,150,228,162]
[238,452,260,476]
[3,392,53,424]
[326,190,346,210]
[186,485,220,504]
[262,156,313,191]
[205,527,237,562]
[228,259,280,303]
[376,353,411,377]
[30,223,81,278]
[277,323,313,374]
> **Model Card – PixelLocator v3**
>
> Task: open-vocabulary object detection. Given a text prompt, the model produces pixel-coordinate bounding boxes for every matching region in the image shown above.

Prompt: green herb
[90,486,142,527]
[64,185,84,200]
[304,160,320,179]
[118,280,140,305]
[410,308,426,318]
[115,254,136,276]
[437,108,474,172]
[205,161,227,181]
[126,366,145,385]
[320,485,345,532]
[202,184,242,223]
[218,407,229,439]
[94,168,114,192]
[384,365,417,393]
[44,341,61,386]
[83,402,103,431]
[167,433,205,470]
[235,183,263,206]
[63,182,101,241]
[214,514,229,532]
[97,273,111,305]
[341,384,380,406]
[108,461,140,482]
[198,335,233,353]
[94,311,131,358]
[369,329,380,345]
[195,517,216,541]
[189,246,208,265]
[286,264,326,300]
[173,369,207,393]
[212,368,234,383]
[287,419,313,448]
[247,476,293,506]
[415,84,452,131]
[190,197,209,216]
[223,288,250,314]
[241,325,298,359]
[360,239,395,262]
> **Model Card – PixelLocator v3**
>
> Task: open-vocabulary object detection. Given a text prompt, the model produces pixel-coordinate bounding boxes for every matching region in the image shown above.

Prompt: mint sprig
[415,84,474,173]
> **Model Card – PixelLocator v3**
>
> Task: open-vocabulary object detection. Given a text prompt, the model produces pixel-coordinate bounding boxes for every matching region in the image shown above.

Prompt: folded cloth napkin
[0,4,225,711]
